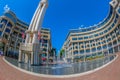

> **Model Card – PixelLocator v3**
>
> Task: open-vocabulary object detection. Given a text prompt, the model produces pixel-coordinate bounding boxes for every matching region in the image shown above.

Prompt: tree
[0,42,4,51]
[50,48,56,57]
[60,49,65,58]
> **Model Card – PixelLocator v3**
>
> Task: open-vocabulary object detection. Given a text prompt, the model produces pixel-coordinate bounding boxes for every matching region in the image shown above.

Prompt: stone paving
[0,52,120,80]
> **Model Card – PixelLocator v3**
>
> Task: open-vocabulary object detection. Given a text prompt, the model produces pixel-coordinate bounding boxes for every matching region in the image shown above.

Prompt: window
[108,27,112,31]
[116,14,119,19]
[78,37,83,40]
[80,50,84,54]
[111,23,115,28]
[43,35,48,38]
[100,32,104,35]
[0,23,3,28]
[84,36,88,39]
[94,34,98,37]
[89,35,93,38]
[118,37,120,42]
[3,34,8,39]
[97,46,102,50]
[44,40,48,43]
[107,38,111,42]
[112,35,116,39]
[103,45,107,49]
[86,49,90,53]
[114,19,117,24]
[118,8,120,14]
[72,38,77,40]
[1,19,7,24]
[7,22,12,28]
[0,31,2,36]
[92,48,96,52]
[74,51,78,55]
[5,28,10,33]
[108,43,112,47]
[104,30,108,33]
[113,40,117,45]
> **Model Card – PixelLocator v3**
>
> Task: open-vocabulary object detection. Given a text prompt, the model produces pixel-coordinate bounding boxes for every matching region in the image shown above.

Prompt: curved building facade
[62,0,120,62]
[0,10,52,62]
[0,10,28,57]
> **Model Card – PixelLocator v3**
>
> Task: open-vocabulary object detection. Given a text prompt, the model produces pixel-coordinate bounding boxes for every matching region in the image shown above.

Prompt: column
[25,53,29,63]
[89,41,92,54]
[31,52,34,65]
[78,42,80,57]
[8,20,13,40]
[100,38,104,54]
[105,35,109,55]
[110,33,115,53]
[32,3,48,43]
[14,35,19,54]
[94,39,97,53]
[83,42,86,62]
[18,50,22,62]
[47,42,49,65]
[0,17,2,22]
[1,20,9,37]
[114,30,119,52]
[71,43,74,62]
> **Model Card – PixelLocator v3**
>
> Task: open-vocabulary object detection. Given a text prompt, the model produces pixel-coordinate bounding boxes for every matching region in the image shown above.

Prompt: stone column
[71,43,74,62]
[25,53,29,63]
[105,35,109,55]
[114,30,119,52]
[89,41,91,54]
[78,42,80,57]
[32,4,47,43]
[1,21,9,37]
[18,50,22,62]
[31,52,34,65]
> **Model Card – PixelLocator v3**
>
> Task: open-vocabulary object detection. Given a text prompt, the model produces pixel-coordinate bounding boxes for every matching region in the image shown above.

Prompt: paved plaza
[0,52,120,80]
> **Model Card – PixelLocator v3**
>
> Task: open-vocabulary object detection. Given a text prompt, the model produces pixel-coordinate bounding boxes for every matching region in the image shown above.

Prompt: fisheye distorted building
[0,10,52,62]
[62,0,120,62]
[0,10,28,57]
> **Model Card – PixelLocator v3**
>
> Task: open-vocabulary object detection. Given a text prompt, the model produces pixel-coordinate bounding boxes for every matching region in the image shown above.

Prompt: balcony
[20,43,33,52]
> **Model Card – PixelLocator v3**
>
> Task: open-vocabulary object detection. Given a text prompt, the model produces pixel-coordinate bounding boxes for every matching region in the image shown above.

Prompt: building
[62,0,120,62]
[40,28,53,63]
[0,10,28,58]
[0,9,52,63]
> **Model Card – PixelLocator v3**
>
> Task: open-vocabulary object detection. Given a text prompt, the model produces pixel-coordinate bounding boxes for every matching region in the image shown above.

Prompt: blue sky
[0,0,110,52]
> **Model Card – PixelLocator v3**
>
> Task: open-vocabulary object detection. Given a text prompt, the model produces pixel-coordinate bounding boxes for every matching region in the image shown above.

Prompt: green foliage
[60,49,65,57]
[50,48,56,57]
[0,42,4,51]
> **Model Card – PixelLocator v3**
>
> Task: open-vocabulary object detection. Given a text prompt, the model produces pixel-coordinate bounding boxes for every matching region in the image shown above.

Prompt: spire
[41,0,48,3]
[4,5,10,12]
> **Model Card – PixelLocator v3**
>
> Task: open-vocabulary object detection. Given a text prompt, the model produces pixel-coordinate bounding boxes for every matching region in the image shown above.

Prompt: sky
[0,0,110,53]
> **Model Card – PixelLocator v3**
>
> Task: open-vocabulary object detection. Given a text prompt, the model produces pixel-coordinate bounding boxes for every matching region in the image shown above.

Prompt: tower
[19,0,48,65]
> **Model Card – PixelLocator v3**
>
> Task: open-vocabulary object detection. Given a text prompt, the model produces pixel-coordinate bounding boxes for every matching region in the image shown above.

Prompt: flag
[38,31,41,40]
[41,57,46,61]
[22,32,25,39]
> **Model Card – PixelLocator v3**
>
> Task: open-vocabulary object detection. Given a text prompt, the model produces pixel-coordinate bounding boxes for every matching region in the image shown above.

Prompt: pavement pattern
[0,53,120,80]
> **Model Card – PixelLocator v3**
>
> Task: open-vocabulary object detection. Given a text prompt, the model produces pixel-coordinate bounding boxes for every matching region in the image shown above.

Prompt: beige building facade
[62,0,120,62]
[0,9,52,64]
